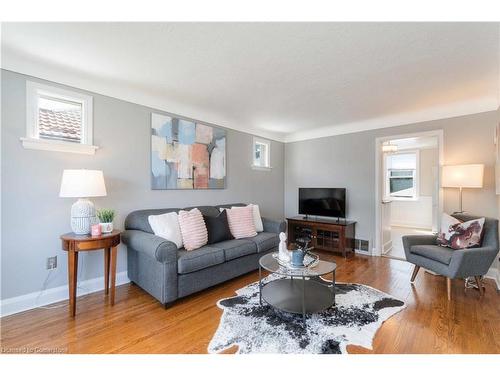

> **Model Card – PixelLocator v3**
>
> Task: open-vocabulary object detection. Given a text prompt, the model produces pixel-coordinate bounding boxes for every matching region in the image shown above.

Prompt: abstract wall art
[151,113,226,189]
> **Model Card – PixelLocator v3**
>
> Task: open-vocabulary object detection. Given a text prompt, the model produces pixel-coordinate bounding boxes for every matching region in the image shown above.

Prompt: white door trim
[374,129,444,256]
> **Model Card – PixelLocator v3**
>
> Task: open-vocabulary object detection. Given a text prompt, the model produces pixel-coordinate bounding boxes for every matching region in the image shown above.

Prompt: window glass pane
[254,141,270,167]
[254,143,262,166]
[38,95,82,143]
[390,177,414,195]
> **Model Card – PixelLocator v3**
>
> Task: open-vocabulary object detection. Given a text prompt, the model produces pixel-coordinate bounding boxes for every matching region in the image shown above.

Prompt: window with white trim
[385,151,419,200]
[252,138,271,169]
[22,81,97,154]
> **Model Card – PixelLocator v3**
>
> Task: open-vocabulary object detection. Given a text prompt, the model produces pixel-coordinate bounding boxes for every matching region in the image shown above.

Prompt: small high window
[253,138,271,170]
[22,81,97,154]
[385,152,419,200]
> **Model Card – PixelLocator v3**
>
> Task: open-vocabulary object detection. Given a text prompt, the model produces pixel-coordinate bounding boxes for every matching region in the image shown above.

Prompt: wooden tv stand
[287,216,356,257]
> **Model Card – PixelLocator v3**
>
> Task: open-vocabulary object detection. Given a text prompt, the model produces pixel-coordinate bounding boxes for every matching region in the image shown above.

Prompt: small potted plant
[97,209,115,233]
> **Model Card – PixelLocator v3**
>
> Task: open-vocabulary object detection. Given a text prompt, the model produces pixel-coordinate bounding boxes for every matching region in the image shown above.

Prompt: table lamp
[59,169,107,234]
[442,164,484,213]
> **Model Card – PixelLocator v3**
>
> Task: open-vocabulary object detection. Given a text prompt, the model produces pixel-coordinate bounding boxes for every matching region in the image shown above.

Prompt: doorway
[375,130,443,259]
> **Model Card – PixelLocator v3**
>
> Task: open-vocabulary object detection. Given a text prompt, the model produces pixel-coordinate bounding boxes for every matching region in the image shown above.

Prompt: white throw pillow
[220,204,264,232]
[249,204,264,232]
[148,212,183,249]
[437,213,485,249]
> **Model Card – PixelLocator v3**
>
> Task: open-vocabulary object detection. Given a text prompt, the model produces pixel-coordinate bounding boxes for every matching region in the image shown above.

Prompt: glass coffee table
[258,253,337,326]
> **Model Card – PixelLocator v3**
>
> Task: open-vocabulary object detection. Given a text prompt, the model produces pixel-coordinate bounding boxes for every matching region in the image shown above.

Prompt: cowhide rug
[208,275,405,354]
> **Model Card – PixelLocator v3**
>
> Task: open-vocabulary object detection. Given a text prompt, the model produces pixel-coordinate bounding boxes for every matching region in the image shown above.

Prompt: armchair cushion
[410,245,454,265]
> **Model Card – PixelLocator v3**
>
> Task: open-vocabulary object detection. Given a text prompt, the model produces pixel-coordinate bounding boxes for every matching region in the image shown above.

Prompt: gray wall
[285,111,499,251]
[1,69,285,300]
[419,147,439,197]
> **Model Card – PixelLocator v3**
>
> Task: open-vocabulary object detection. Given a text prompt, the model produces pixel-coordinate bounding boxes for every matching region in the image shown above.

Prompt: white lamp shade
[442,164,484,188]
[59,169,107,198]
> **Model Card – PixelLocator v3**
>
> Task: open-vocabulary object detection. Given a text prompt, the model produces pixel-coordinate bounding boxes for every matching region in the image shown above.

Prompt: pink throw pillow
[225,206,257,239]
[178,208,208,251]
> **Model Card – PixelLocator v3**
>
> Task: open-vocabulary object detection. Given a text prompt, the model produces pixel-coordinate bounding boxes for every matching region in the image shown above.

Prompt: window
[252,138,271,170]
[385,152,419,199]
[22,81,97,154]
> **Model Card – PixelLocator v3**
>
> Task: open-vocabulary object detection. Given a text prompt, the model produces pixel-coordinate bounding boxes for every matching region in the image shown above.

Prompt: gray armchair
[402,213,499,300]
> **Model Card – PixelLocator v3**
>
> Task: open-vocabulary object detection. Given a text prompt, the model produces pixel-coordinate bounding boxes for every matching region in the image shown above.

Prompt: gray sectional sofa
[122,203,286,307]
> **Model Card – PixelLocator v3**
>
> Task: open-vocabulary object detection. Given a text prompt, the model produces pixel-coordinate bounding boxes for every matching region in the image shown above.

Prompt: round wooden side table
[60,230,121,317]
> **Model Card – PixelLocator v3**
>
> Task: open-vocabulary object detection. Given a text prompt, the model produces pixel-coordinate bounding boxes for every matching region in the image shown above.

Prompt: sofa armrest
[448,246,499,278]
[262,217,286,234]
[402,235,437,258]
[122,230,178,264]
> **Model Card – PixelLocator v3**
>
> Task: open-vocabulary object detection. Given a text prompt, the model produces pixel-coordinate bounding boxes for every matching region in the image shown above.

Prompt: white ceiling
[2,22,499,142]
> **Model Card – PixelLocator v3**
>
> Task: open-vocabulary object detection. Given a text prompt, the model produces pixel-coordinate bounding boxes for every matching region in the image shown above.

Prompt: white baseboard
[0,271,130,318]
[485,268,500,290]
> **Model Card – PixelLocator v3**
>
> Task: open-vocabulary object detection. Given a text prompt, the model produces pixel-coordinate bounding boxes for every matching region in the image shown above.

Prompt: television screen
[299,188,346,218]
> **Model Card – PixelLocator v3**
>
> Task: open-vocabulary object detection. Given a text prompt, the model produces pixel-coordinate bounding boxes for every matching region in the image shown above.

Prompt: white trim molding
[0,271,130,318]
[20,137,98,155]
[374,129,444,256]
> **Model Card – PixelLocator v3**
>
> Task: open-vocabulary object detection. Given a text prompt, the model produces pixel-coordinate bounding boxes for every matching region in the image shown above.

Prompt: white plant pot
[100,222,113,233]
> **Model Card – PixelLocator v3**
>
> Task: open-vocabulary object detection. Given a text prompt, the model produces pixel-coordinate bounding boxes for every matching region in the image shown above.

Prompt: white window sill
[20,137,98,155]
[251,165,272,171]
[389,196,418,202]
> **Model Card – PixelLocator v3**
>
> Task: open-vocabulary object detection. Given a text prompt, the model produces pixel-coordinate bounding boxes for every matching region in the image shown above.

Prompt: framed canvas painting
[151,113,226,189]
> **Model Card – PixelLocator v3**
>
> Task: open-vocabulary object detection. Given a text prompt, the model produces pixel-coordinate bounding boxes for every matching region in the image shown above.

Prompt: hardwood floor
[1,253,499,354]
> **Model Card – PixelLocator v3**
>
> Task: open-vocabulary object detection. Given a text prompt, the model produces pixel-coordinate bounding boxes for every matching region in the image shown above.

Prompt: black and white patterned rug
[208,275,405,354]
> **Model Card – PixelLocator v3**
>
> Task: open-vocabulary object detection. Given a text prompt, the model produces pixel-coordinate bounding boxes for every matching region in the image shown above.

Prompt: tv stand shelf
[287,216,356,257]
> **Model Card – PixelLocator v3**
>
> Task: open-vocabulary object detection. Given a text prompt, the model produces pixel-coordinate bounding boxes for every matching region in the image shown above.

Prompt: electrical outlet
[46,256,57,270]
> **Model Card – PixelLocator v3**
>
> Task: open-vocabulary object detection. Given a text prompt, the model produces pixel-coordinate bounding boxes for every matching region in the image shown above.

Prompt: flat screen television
[299,188,346,218]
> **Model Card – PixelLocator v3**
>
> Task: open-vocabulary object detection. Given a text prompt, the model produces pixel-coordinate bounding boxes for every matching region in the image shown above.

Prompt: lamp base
[71,198,99,235]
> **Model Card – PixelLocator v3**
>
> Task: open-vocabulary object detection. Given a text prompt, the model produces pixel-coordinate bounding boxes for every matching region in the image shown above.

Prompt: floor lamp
[442,164,484,213]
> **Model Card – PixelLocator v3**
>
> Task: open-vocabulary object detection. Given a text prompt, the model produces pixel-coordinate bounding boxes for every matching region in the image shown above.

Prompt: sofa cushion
[211,239,257,261]
[247,232,279,253]
[177,245,225,274]
[410,245,454,265]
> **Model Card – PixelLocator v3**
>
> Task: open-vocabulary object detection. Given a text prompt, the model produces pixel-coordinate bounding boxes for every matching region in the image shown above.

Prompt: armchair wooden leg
[447,278,452,300]
[474,276,484,296]
[410,265,420,283]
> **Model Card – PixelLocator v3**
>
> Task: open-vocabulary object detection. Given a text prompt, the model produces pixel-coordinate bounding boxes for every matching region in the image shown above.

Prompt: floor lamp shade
[442,164,484,212]
[59,170,107,234]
